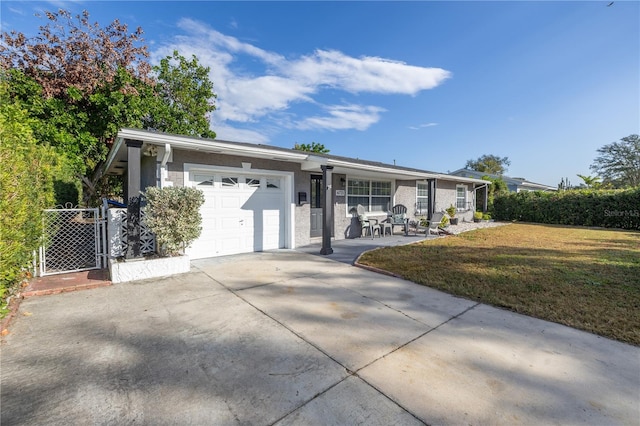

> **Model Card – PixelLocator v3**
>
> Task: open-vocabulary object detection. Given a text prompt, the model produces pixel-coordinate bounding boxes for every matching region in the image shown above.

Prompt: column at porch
[320,165,334,255]
[125,139,143,259]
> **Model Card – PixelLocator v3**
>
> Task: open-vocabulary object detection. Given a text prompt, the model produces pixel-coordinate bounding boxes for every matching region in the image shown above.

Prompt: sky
[2,1,639,187]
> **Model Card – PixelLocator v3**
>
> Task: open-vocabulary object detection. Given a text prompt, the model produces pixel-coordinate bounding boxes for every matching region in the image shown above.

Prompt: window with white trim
[456,185,468,210]
[347,178,391,213]
[416,182,429,214]
[245,177,260,188]
[266,178,281,189]
[221,177,239,188]
[194,174,214,186]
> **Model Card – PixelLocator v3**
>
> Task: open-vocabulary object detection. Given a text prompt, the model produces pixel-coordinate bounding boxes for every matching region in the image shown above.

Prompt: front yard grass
[358,223,640,346]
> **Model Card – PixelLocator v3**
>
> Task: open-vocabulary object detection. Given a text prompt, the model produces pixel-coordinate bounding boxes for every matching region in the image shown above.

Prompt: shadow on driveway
[2,250,638,425]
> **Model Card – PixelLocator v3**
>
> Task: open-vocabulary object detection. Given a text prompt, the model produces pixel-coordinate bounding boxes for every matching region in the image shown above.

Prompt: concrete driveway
[2,251,638,425]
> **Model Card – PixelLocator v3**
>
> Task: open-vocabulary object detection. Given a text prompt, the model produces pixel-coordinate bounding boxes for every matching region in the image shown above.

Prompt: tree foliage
[590,135,640,188]
[558,177,573,191]
[145,50,216,138]
[293,142,330,153]
[0,9,152,99]
[479,175,509,211]
[465,154,510,175]
[0,9,154,193]
[576,174,602,189]
[0,9,218,202]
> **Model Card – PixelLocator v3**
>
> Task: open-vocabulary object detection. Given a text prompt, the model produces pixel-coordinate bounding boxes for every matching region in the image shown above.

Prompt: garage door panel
[221,196,244,209]
[218,237,243,255]
[261,210,282,250]
[220,216,247,230]
[262,234,280,250]
[264,210,280,225]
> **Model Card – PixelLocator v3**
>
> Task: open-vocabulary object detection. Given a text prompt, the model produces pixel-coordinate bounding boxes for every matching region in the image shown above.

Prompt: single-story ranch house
[101,128,489,259]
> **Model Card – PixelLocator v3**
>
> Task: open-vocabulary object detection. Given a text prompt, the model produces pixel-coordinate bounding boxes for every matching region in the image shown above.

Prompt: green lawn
[357,223,640,346]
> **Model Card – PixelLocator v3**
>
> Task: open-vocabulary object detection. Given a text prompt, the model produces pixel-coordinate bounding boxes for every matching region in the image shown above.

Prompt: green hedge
[493,188,640,230]
[0,88,57,310]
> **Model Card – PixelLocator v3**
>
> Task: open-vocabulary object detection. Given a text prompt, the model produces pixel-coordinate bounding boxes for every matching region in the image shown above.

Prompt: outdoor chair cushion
[392,214,405,223]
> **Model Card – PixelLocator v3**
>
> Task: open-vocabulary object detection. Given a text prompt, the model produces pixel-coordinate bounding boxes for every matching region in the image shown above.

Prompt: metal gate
[39,205,107,276]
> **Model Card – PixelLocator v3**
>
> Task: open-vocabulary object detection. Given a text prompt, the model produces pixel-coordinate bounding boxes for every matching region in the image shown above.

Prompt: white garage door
[186,170,288,259]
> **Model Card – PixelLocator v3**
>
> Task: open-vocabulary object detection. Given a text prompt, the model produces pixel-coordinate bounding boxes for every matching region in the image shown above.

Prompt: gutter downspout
[160,143,172,188]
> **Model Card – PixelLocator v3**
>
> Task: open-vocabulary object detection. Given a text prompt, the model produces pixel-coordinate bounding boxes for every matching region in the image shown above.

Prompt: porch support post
[427,178,436,220]
[320,165,334,255]
[125,139,143,259]
[483,184,488,212]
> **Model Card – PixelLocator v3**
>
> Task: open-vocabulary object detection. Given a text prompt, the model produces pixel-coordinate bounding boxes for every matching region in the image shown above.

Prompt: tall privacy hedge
[0,89,57,308]
[493,188,640,230]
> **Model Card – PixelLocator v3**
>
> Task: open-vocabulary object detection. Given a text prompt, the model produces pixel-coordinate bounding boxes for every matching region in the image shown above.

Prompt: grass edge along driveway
[358,223,640,346]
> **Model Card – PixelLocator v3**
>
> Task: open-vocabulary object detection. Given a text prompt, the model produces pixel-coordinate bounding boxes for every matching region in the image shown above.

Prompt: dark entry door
[310,174,323,237]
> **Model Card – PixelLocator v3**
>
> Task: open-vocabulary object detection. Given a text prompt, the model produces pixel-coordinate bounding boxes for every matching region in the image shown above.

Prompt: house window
[456,185,468,210]
[245,178,261,188]
[194,174,214,186]
[347,178,391,213]
[222,177,239,187]
[310,175,322,208]
[416,182,429,214]
[266,178,280,189]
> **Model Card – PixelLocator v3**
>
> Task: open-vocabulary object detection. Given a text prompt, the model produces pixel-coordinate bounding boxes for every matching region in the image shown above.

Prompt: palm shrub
[143,186,205,256]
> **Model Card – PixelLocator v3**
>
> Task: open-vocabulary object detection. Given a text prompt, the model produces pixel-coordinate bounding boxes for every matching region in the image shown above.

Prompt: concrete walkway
[297,233,435,264]
[1,251,638,425]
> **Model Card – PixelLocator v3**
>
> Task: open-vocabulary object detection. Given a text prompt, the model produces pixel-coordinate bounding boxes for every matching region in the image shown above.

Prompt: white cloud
[409,122,438,130]
[285,50,450,95]
[221,76,314,122]
[297,105,386,131]
[152,19,451,139]
[176,18,283,65]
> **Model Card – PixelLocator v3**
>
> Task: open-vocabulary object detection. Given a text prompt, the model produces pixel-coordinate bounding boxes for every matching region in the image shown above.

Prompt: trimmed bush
[493,188,640,230]
[143,186,205,256]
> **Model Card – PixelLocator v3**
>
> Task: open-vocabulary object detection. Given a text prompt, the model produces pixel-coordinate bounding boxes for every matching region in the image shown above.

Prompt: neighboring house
[450,168,557,192]
[101,128,489,259]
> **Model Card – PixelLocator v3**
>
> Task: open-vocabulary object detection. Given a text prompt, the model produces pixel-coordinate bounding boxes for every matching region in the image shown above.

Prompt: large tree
[590,135,640,188]
[465,154,510,175]
[0,9,152,99]
[0,9,153,187]
[0,9,217,201]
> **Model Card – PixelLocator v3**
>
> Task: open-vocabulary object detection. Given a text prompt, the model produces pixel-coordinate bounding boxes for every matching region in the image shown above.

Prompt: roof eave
[103,128,492,184]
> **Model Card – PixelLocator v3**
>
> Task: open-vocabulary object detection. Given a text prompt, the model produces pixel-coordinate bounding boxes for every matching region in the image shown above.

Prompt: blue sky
[2,1,639,187]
